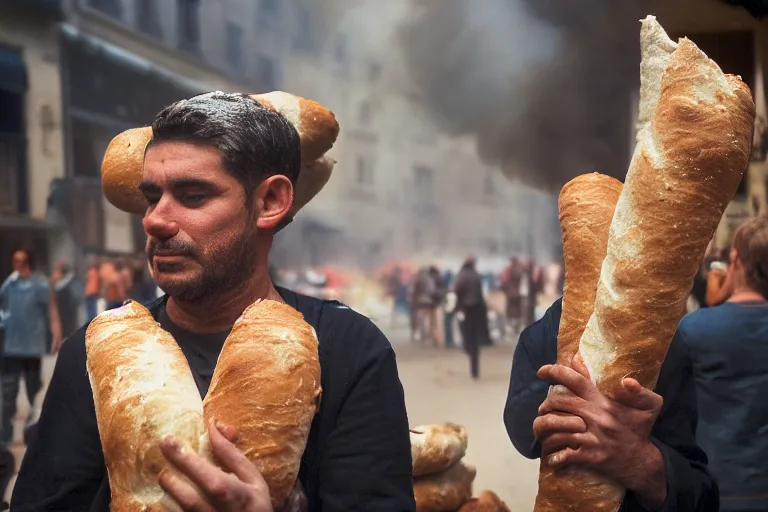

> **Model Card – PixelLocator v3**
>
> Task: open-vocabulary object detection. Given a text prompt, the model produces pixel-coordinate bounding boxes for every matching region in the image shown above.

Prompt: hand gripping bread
[458,490,511,512]
[410,423,469,477]
[413,461,477,512]
[579,16,755,395]
[100,92,339,216]
[85,301,207,511]
[534,174,624,512]
[202,300,321,509]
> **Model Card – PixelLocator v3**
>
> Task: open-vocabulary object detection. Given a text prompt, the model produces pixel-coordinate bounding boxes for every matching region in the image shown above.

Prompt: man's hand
[533,357,667,508]
[50,334,63,355]
[159,420,274,512]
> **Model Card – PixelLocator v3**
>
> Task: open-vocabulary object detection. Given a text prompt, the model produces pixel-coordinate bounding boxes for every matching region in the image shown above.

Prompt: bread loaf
[85,301,207,511]
[410,423,469,477]
[100,92,340,217]
[555,174,623,366]
[202,299,321,509]
[579,15,755,395]
[458,490,511,512]
[413,461,477,512]
[533,173,624,512]
[250,91,340,167]
[101,127,153,215]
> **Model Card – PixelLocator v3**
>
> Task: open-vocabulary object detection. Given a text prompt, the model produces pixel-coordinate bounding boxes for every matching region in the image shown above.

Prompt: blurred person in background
[99,257,127,310]
[501,257,524,340]
[428,265,447,347]
[410,267,438,345]
[442,268,456,348]
[52,262,82,340]
[678,215,768,512]
[454,256,489,379]
[0,249,62,445]
[387,266,410,328]
[84,256,101,321]
[705,247,733,307]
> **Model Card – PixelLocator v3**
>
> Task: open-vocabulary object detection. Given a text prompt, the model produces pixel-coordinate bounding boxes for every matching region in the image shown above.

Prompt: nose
[142,197,180,241]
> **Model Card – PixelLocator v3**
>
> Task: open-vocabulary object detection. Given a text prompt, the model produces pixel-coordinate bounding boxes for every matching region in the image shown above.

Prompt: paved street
[6,338,539,510]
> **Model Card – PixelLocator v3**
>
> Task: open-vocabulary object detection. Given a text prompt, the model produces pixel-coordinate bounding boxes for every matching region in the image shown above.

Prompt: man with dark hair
[677,215,768,511]
[0,249,62,445]
[13,92,415,511]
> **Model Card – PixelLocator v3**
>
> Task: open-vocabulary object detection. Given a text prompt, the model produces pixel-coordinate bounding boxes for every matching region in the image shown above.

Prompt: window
[87,0,122,19]
[257,0,279,27]
[413,165,435,203]
[357,101,371,126]
[178,0,201,53]
[136,0,162,38]
[257,55,277,90]
[294,7,313,51]
[226,23,244,68]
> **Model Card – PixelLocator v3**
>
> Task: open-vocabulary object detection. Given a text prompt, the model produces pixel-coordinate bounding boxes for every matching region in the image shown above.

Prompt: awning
[59,24,210,95]
[0,46,27,93]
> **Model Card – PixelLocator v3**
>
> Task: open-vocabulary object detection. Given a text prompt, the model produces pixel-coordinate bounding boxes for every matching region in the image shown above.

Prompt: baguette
[534,173,623,512]
[410,423,469,477]
[85,301,207,511]
[580,15,755,395]
[250,91,340,167]
[202,300,322,509]
[413,461,477,512]
[100,92,339,216]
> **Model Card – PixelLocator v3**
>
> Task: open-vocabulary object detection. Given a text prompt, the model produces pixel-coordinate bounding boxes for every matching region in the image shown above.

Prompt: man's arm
[621,331,718,511]
[45,269,63,353]
[317,318,415,511]
[503,299,559,458]
[11,327,106,511]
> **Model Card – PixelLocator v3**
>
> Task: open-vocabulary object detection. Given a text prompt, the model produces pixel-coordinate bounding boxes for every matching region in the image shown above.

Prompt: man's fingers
[158,468,216,512]
[614,378,663,411]
[546,447,578,468]
[539,432,585,457]
[533,412,587,440]
[161,435,232,495]
[571,352,591,379]
[538,393,589,417]
[208,420,265,487]
[537,364,600,402]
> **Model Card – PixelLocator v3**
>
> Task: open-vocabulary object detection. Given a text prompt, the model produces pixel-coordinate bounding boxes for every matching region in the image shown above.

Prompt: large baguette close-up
[202,299,322,509]
[534,173,624,512]
[579,15,755,396]
[85,301,207,512]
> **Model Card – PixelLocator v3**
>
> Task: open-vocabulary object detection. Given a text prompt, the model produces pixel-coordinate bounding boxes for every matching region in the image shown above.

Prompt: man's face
[12,251,29,274]
[140,141,260,302]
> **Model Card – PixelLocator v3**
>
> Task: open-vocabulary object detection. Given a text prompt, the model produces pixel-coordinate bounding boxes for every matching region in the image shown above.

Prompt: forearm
[625,441,667,510]
[48,288,62,339]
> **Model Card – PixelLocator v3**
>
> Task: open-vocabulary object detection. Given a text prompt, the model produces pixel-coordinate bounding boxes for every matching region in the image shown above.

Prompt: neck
[18,269,32,279]
[166,272,283,333]
[728,284,766,303]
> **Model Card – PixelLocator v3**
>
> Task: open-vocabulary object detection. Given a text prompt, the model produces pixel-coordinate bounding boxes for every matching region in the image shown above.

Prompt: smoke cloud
[397,0,644,190]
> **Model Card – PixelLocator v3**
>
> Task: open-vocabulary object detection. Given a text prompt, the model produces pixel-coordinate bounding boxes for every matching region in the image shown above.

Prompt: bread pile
[410,423,510,512]
[100,91,340,219]
[85,299,321,511]
[534,15,755,512]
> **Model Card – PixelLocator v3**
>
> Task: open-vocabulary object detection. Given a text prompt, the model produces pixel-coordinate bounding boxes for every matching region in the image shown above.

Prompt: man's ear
[252,175,294,231]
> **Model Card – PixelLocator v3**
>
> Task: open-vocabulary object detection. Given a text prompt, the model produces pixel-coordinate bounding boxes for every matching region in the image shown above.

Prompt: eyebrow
[138,178,220,194]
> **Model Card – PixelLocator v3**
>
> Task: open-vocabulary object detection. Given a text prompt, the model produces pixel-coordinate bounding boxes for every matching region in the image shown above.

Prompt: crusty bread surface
[85,301,206,512]
[202,299,321,509]
[410,423,469,477]
[458,490,511,512]
[413,461,477,512]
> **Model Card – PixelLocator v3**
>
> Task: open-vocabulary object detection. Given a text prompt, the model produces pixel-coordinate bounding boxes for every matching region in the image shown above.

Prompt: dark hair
[149,92,301,200]
[732,215,768,298]
[13,248,35,271]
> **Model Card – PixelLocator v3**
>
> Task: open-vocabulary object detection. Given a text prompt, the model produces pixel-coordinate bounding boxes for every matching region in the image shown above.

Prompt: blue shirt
[678,301,768,511]
[0,274,51,357]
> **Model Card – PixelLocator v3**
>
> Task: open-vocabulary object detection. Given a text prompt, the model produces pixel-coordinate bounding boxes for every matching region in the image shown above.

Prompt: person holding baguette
[12,92,416,511]
[504,300,718,511]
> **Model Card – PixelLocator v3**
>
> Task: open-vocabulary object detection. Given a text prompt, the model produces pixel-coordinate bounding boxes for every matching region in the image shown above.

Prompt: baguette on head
[100,91,340,217]
[579,16,755,395]
[85,301,207,512]
[202,299,321,509]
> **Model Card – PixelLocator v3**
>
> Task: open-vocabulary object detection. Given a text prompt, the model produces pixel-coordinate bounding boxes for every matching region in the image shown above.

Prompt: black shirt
[12,288,416,511]
[504,298,718,512]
